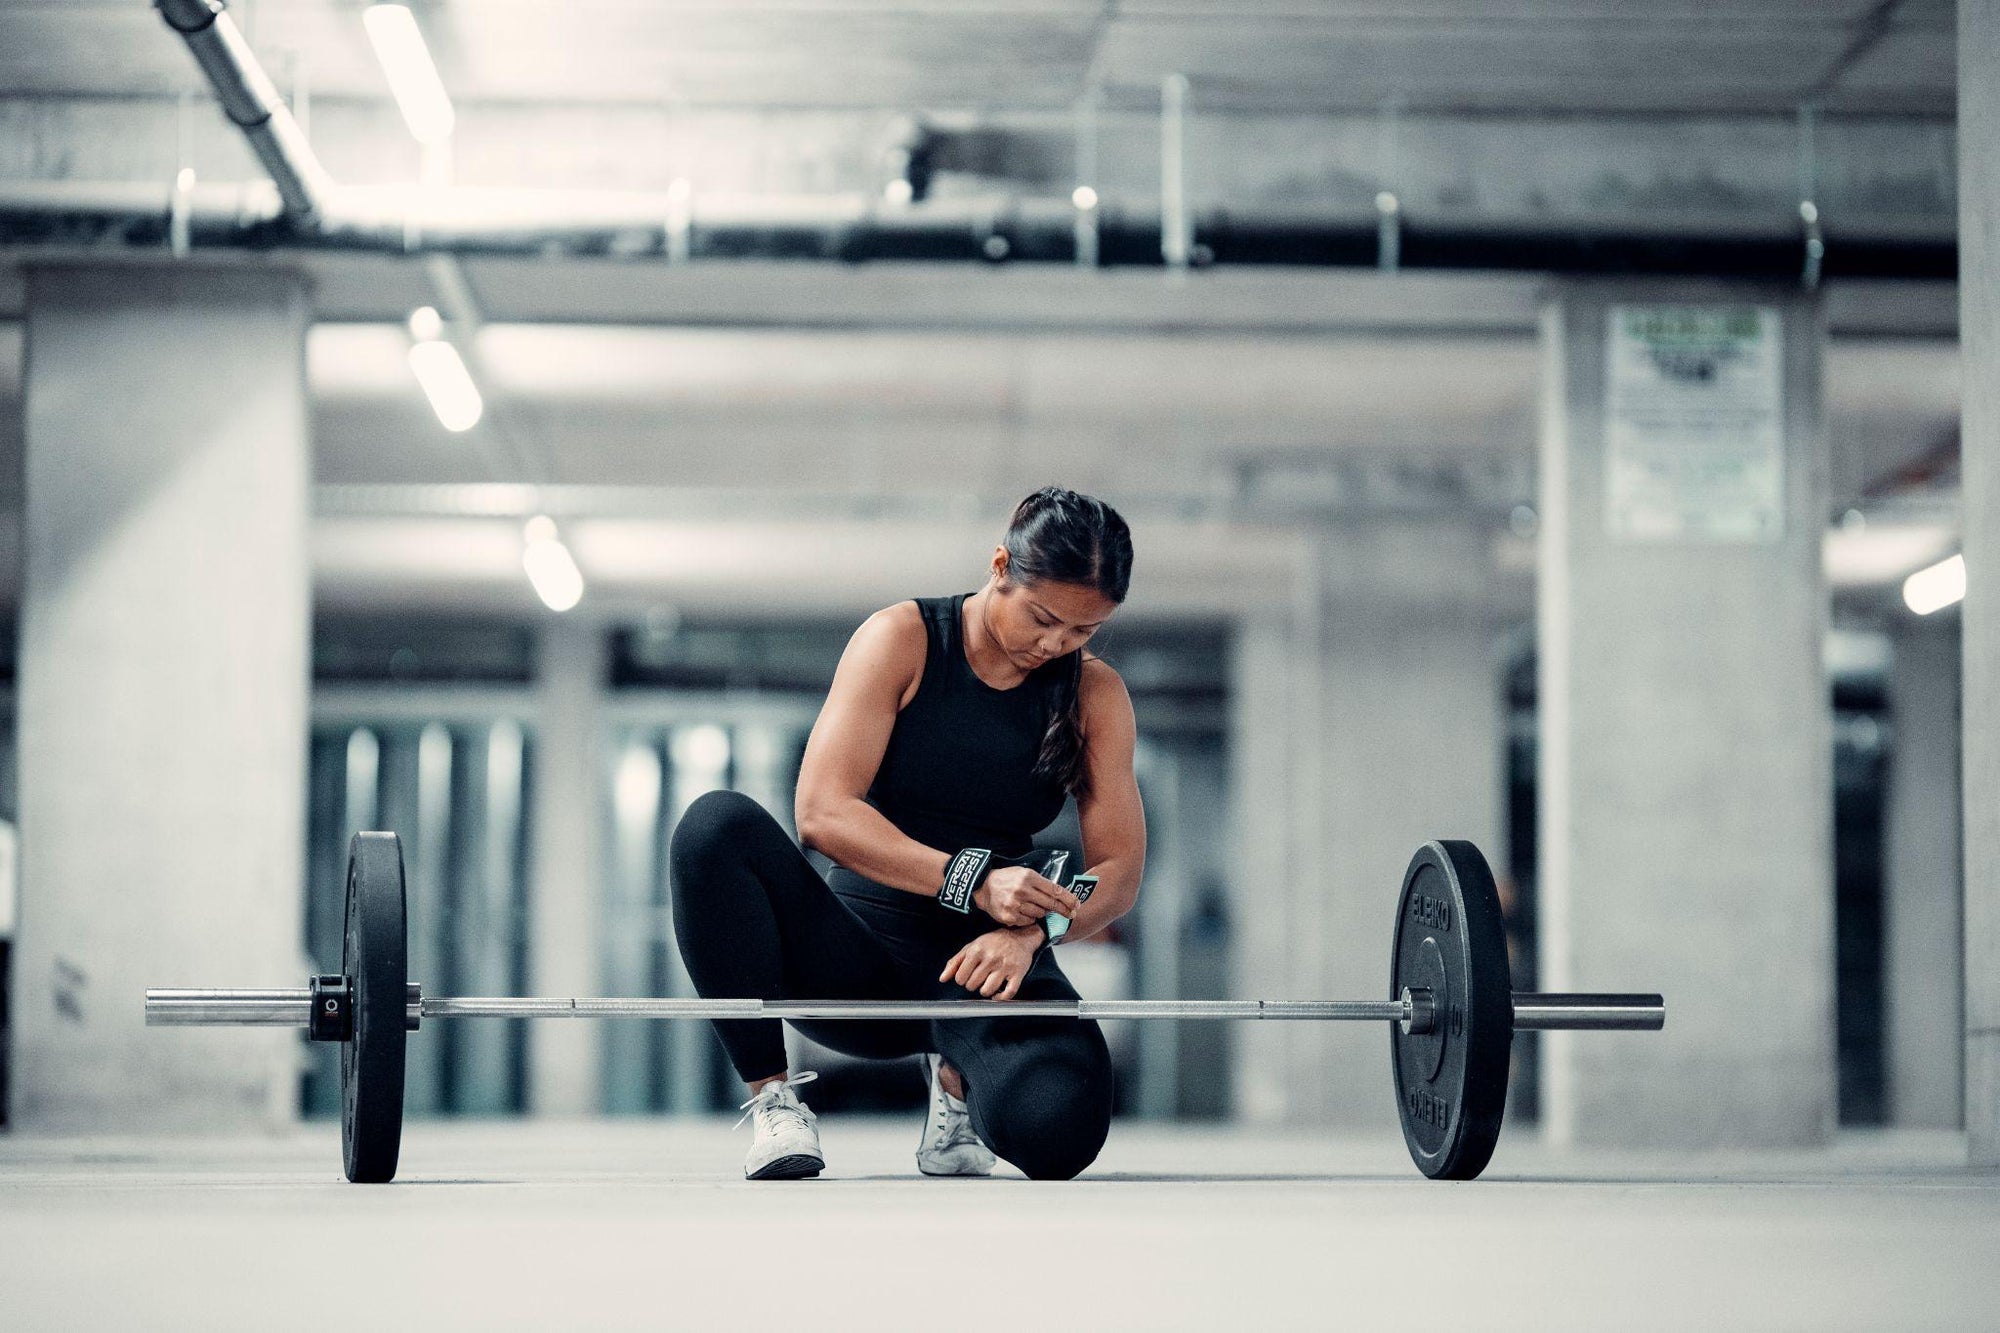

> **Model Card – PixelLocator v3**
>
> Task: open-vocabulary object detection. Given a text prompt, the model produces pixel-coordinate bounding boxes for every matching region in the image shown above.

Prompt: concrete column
[12,264,310,1131]
[450,722,526,1113]
[402,724,455,1116]
[526,623,606,1115]
[1131,739,1185,1119]
[1316,526,1508,1131]
[1231,526,1508,1128]
[1961,0,2000,1167]
[1538,283,1833,1147]
[1230,582,1321,1124]
[1884,621,1963,1128]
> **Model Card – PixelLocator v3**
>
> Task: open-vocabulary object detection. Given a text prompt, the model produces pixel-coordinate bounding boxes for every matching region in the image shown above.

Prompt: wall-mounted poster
[1604,305,1785,543]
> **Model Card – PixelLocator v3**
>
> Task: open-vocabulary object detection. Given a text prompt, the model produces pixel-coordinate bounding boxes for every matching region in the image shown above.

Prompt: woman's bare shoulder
[847,600,928,707]
[1078,651,1129,703]
[1079,649,1121,679]
[856,599,926,651]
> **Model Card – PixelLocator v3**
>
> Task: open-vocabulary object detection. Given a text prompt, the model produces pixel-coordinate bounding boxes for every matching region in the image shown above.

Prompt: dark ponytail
[999,487,1134,801]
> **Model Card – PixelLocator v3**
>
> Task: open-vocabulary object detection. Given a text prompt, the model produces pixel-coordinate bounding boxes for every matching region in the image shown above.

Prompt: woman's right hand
[971,865,1083,927]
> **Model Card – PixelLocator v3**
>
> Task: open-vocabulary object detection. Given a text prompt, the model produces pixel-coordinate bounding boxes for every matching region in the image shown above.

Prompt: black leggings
[668,789,1114,1181]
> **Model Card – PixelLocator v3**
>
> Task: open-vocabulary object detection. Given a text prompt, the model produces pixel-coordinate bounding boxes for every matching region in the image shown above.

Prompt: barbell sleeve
[145,989,321,1026]
[1509,992,1666,1031]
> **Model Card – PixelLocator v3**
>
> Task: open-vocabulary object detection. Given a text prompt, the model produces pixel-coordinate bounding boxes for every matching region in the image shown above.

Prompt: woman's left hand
[939,927,1042,1000]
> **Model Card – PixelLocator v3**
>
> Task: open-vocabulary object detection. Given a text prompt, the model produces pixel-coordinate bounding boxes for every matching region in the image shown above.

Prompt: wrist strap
[1042,872,1096,945]
[939,848,992,914]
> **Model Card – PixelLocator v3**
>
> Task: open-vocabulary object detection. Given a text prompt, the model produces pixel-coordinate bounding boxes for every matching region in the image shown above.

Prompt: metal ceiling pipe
[0,178,284,247]
[0,178,1957,279]
[155,0,332,222]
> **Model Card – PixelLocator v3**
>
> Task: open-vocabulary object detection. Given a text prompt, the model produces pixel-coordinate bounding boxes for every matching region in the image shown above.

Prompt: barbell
[146,831,1663,1183]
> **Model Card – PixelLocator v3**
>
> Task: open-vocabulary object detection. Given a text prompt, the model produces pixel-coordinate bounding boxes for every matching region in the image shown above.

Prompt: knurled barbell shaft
[144,988,1665,1031]
[425,997,1413,1022]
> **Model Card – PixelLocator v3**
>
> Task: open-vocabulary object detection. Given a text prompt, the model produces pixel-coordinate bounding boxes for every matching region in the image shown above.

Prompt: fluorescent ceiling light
[1821,522,1955,589]
[523,515,585,612]
[1902,552,1966,615]
[363,5,455,146]
[407,337,483,432]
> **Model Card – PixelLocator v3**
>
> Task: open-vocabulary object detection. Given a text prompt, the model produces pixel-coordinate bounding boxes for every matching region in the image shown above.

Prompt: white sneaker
[737,1072,824,1181]
[916,1054,995,1177]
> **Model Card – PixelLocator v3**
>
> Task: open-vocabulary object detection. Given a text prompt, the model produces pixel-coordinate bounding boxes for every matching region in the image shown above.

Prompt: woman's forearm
[1056,855,1142,946]
[799,799,1140,933]
[798,797,952,897]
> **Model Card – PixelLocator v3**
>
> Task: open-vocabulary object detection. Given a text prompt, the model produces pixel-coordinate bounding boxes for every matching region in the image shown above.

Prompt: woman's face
[985,562,1118,669]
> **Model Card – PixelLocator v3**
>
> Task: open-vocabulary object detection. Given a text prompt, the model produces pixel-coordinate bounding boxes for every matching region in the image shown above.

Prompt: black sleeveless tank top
[859,591,1075,859]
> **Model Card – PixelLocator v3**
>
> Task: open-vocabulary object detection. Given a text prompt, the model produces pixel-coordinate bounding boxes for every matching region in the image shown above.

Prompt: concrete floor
[1,1119,1994,1331]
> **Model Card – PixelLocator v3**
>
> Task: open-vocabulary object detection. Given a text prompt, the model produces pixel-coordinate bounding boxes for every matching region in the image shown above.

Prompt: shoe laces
[929,1067,981,1150]
[736,1071,818,1132]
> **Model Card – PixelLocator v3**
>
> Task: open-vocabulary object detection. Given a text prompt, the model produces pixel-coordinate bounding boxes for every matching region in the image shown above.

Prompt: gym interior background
[1,1,1997,1327]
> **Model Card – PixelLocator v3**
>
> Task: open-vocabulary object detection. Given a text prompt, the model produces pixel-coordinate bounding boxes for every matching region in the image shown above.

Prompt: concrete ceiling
[0,310,1961,618]
[0,304,1963,559]
[0,3,1960,282]
[0,0,1957,115]
[0,2,1965,616]
[305,323,1546,494]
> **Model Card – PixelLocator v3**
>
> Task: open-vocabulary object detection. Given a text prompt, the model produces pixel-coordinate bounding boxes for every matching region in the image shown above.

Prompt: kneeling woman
[669,487,1144,1181]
